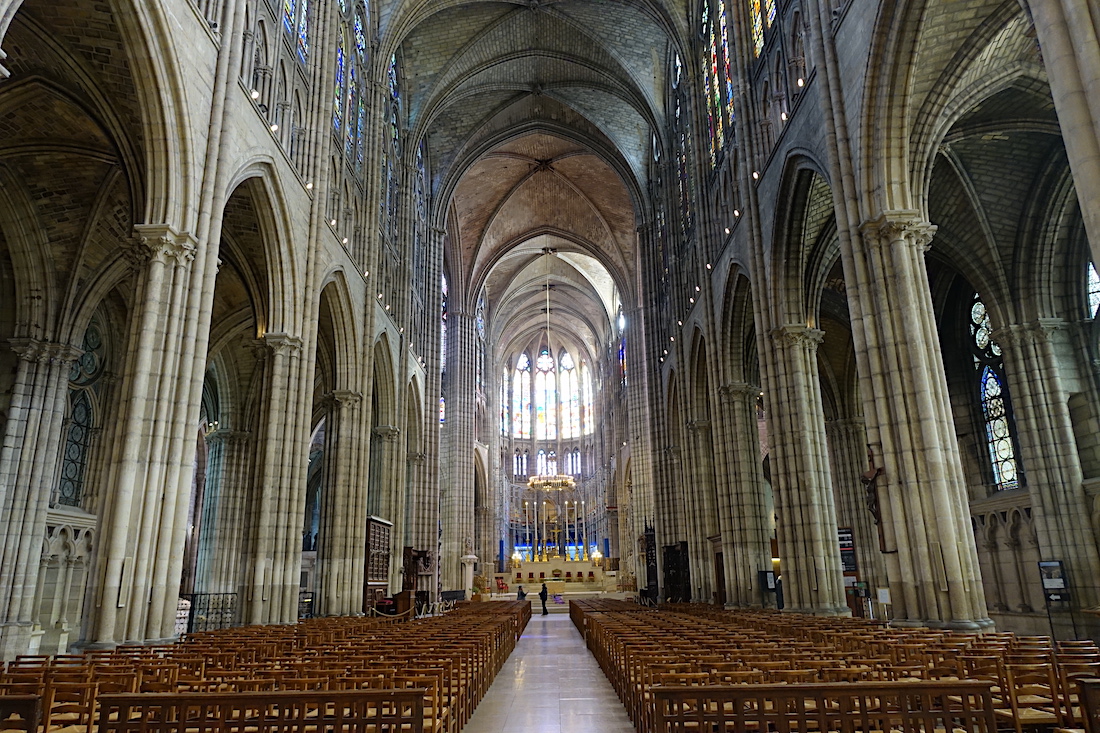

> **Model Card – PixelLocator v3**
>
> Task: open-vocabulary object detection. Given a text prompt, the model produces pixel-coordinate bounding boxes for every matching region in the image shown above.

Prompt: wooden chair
[996,662,1062,733]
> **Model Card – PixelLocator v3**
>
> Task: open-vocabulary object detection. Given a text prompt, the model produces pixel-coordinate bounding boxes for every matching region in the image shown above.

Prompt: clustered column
[0,341,81,657]
[767,325,847,615]
[848,214,988,628]
[716,382,772,607]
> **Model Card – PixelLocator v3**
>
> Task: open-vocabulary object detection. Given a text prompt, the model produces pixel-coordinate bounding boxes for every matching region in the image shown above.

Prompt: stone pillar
[1024,1,1100,260]
[0,340,81,658]
[193,429,251,594]
[242,333,306,625]
[686,419,718,602]
[460,553,477,599]
[995,320,1100,620]
[767,325,848,615]
[315,390,363,616]
[371,424,403,593]
[825,417,886,596]
[440,312,476,591]
[716,382,772,607]
[849,213,989,629]
[90,228,203,646]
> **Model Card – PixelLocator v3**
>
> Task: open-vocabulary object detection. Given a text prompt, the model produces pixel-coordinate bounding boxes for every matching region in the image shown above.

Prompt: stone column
[826,417,886,595]
[0,340,81,658]
[440,311,476,591]
[1023,2,1100,260]
[193,429,251,594]
[767,325,848,615]
[995,320,1100,618]
[716,382,772,607]
[242,333,306,625]
[315,390,362,617]
[686,419,718,602]
[848,214,989,629]
[371,424,403,592]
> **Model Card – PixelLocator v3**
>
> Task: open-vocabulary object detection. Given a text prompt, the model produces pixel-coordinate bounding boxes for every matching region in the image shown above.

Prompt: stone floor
[464,612,635,733]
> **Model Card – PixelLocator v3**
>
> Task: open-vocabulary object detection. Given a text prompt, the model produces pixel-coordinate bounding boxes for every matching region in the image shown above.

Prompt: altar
[502,556,616,593]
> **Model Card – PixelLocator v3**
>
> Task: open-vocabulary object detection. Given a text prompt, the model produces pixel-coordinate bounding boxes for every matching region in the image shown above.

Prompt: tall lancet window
[970,294,1021,491]
[580,360,594,436]
[1087,262,1100,317]
[535,350,557,440]
[513,354,531,438]
[58,319,107,508]
[560,351,580,439]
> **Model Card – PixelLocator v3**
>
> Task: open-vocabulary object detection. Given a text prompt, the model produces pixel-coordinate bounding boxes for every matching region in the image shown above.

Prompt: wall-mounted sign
[838,527,858,573]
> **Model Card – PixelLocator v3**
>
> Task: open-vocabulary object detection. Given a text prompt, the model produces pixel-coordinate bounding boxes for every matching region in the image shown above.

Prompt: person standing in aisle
[539,583,548,615]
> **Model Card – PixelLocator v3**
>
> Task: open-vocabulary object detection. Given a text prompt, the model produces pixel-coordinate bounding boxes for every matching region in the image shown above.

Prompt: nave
[465,613,634,733]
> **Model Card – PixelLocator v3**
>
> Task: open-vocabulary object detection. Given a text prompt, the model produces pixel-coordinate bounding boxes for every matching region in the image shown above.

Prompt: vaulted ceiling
[391,0,684,370]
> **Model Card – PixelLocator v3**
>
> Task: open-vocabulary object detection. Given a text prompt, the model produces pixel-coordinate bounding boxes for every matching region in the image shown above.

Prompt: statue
[860,446,887,552]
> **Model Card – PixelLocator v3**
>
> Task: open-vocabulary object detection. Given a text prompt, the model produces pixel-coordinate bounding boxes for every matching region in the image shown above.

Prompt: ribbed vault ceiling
[395,0,676,369]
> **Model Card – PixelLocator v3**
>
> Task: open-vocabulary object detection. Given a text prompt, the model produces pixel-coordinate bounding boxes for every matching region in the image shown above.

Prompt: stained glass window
[356,97,366,166]
[560,351,579,439]
[581,362,593,435]
[1087,262,1100,317]
[536,450,547,476]
[720,2,734,123]
[764,0,776,27]
[345,66,357,155]
[547,451,558,475]
[750,0,764,57]
[673,53,682,88]
[58,322,106,508]
[284,0,295,33]
[709,18,724,159]
[354,12,367,59]
[513,354,531,438]
[970,294,1019,491]
[333,35,345,131]
[535,350,557,440]
[297,0,309,62]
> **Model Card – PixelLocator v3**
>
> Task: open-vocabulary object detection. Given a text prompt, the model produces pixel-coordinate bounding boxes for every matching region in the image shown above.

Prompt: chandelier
[527,474,576,491]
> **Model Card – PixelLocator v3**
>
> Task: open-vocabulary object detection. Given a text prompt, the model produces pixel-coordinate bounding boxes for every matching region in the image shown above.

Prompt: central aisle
[464,612,635,733]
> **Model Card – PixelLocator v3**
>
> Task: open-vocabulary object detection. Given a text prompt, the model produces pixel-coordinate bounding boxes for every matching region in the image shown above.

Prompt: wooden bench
[653,681,997,733]
[97,690,426,733]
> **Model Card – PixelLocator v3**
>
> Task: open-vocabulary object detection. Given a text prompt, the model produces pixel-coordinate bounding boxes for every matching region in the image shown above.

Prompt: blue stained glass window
[354,13,367,60]
[720,2,734,123]
[284,0,295,33]
[764,0,776,27]
[970,293,1020,491]
[58,392,92,507]
[346,67,357,156]
[333,37,345,131]
[297,0,310,62]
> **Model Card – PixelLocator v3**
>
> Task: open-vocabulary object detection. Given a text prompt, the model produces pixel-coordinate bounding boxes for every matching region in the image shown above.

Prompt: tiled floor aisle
[464,613,635,733]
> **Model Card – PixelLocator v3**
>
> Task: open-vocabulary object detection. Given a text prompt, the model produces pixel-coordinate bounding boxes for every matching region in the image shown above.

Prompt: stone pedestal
[460,554,478,599]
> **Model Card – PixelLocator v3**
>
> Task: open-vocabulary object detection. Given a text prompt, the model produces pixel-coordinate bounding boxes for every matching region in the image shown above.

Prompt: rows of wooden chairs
[0,600,530,733]
[571,599,1100,733]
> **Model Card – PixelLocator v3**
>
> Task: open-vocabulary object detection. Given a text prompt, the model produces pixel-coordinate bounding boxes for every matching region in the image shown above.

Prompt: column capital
[373,425,401,442]
[132,224,197,265]
[719,381,759,401]
[407,452,426,465]
[205,428,250,445]
[993,318,1067,347]
[686,419,710,433]
[261,332,304,356]
[771,324,824,349]
[326,389,363,407]
[860,211,937,251]
[9,338,82,364]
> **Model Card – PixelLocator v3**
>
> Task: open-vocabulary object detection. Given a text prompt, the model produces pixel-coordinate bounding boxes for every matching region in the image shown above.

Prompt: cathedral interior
[0,0,1099,660]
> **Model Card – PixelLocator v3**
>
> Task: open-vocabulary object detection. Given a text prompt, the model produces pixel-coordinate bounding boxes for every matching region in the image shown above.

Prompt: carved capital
[686,419,710,433]
[771,324,824,350]
[407,452,426,465]
[132,225,197,265]
[9,338,82,365]
[328,389,363,407]
[262,332,304,356]
[373,425,401,442]
[860,211,937,252]
[719,381,758,402]
[205,429,250,446]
